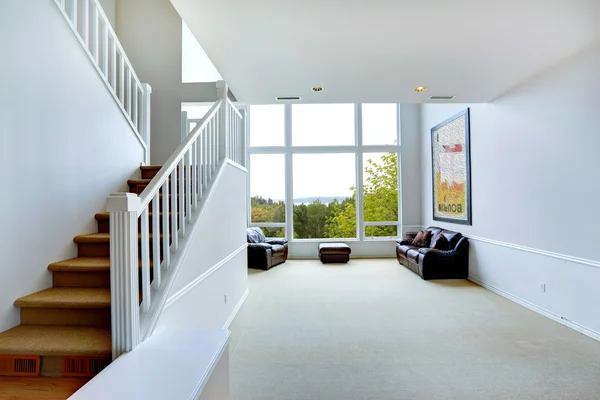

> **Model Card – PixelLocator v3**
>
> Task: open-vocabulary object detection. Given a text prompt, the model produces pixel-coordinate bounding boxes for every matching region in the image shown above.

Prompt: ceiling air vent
[429,96,455,100]
[275,96,301,101]
[0,355,40,376]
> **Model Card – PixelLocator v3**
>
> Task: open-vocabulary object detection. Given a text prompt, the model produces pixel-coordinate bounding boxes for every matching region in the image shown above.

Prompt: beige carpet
[229,259,600,400]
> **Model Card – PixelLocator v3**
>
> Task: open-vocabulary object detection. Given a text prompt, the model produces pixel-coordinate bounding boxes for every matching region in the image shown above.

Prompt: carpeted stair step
[15,288,110,309]
[95,212,178,235]
[0,325,111,357]
[15,288,111,327]
[140,165,162,179]
[49,257,155,289]
[49,257,111,288]
[74,233,168,257]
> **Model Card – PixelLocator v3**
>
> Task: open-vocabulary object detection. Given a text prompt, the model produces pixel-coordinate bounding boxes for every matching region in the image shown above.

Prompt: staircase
[0,91,243,399]
[0,165,167,397]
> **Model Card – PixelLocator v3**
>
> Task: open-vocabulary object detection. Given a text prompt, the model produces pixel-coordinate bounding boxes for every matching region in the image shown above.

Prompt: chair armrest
[265,238,288,245]
[248,242,273,250]
[397,239,413,246]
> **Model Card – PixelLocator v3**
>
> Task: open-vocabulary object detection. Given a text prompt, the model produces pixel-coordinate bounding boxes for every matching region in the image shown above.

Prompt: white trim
[225,158,248,173]
[465,234,600,269]
[164,243,247,310]
[189,331,231,400]
[223,288,249,330]
[468,276,600,342]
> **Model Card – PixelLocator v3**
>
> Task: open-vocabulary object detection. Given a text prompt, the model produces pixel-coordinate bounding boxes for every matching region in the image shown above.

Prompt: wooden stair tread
[14,288,110,309]
[0,325,111,357]
[49,257,110,272]
[140,166,162,171]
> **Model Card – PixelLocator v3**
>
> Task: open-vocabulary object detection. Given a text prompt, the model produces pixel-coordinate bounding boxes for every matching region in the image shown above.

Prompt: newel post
[216,80,229,160]
[141,83,152,164]
[107,193,142,360]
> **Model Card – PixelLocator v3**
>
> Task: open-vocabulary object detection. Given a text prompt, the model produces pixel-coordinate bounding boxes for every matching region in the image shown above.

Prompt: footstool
[319,243,351,263]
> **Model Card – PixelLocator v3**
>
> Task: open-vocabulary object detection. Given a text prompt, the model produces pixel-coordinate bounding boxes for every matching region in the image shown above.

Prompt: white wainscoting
[159,249,248,331]
[466,235,600,342]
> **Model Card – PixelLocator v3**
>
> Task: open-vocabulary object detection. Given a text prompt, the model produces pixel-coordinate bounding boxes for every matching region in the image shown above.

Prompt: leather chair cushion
[441,230,462,248]
[397,244,418,257]
[431,234,449,250]
[427,228,443,247]
[406,248,421,263]
[271,244,286,255]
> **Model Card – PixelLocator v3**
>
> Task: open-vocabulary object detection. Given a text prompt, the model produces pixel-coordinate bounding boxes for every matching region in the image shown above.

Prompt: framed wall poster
[431,108,472,225]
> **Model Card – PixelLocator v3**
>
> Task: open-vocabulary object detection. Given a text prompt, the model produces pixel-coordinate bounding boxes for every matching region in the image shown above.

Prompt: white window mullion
[355,104,364,241]
[284,104,293,240]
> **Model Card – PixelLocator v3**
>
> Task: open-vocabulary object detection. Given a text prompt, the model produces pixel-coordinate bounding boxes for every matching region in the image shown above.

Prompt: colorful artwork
[431,109,472,225]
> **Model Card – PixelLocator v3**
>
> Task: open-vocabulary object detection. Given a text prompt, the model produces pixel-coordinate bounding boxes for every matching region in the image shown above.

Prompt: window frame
[247,103,403,242]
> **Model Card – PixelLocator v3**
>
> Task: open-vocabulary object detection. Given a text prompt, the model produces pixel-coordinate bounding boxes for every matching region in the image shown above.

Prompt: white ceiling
[171,0,600,104]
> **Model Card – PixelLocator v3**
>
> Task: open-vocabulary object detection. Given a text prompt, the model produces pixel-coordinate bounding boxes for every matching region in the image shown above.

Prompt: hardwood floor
[0,377,89,400]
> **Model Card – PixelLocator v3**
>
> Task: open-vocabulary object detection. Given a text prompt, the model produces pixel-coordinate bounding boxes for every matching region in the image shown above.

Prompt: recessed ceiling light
[414,86,427,92]
[311,86,323,92]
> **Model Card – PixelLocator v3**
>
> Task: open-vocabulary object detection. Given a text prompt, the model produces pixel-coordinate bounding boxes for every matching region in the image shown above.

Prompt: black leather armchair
[247,227,288,270]
[396,226,469,280]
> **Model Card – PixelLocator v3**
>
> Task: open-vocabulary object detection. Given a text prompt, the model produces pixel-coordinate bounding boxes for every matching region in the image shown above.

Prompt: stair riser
[140,167,197,180]
[53,272,110,288]
[20,308,110,327]
[97,218,174,236]
[77,242,165,258]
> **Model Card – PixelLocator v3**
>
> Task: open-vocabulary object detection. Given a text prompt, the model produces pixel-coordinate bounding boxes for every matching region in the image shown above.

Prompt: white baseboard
[223,288,249,330]
[469,276,600,342]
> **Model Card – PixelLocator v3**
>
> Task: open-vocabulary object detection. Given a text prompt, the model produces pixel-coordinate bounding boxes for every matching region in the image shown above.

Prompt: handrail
[83,0,143,89]
[138,99,223,211]
[227,98,243,119]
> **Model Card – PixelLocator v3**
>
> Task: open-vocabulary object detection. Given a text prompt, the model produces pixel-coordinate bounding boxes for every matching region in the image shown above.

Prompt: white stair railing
[107,82,243,359]
[53,0,152,163]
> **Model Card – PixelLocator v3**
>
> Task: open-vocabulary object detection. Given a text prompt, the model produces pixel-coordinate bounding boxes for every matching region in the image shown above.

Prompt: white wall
[0,1,145,332]
[116,0,183,165]
[399,104,422,236]
[115,0,222,164]
[159,162,248,330]
[98,0,115,28]
[419,44,600,338]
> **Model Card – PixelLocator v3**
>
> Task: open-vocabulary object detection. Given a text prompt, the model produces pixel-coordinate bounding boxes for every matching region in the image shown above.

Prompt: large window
[293,154,356,239]
[363,152,398,238]
[362,104,398,145]
[248,103,401,241]
[250,154,285,237]
[292,104,355,146]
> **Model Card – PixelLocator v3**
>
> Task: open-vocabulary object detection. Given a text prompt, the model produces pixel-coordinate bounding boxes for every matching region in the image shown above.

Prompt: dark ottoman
[319,243,351,263]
